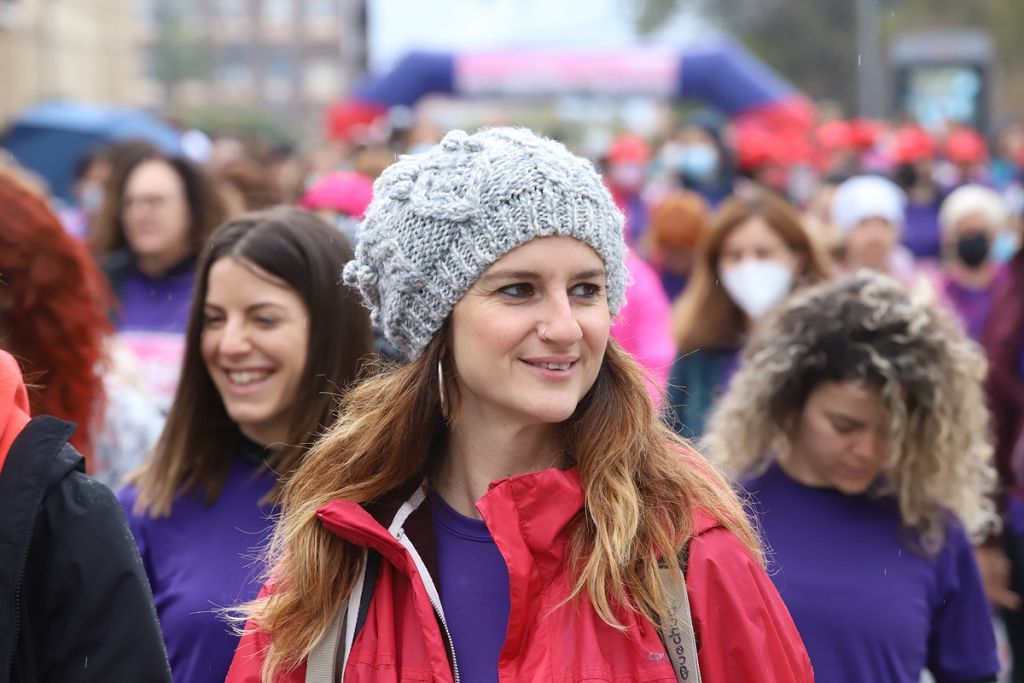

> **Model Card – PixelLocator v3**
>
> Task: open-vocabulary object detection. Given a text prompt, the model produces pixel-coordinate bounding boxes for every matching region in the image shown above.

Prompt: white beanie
[830,175,907,239]
[938,184,1010,235]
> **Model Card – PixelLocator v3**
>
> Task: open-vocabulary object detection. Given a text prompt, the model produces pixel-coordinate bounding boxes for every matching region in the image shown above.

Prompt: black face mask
[956,232,991,268]
[895,164,918,189]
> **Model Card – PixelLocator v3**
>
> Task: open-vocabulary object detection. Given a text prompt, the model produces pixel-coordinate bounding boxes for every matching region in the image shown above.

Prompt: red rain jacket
[0,350,30,472]
[228,467,812,682]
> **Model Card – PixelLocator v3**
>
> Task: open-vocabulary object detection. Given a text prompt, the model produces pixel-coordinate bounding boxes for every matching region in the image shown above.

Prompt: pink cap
[606,134,651,164]
[889,126,935,164]
[944,127,988,165]
[299,171,374,219]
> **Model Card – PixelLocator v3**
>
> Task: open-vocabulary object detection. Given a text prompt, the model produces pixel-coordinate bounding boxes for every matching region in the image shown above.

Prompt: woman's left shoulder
[932,515,982,580]
[685,509,814,682]
[931,512,975,563]
[687,509,758,574]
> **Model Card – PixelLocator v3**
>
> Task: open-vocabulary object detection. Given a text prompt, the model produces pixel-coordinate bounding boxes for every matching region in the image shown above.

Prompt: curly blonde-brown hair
[706,270,998,552]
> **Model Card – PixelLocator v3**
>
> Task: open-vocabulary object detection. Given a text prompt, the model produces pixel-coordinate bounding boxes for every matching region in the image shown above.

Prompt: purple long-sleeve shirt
[118,438,276,683]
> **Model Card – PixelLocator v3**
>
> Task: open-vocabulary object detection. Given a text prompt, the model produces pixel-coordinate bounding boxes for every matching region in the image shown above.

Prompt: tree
[629,0,1024,120]
[628,0,860,112]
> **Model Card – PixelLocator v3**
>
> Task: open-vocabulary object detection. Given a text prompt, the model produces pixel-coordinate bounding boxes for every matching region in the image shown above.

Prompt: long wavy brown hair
[673,190,833,352]
[238,327,761,678]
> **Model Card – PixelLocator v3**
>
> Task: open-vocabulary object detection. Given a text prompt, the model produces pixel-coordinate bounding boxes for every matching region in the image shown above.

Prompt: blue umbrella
[0,101,185,203]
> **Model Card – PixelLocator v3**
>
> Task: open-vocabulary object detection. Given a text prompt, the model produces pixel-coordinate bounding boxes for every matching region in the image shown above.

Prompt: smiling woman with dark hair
[118,206,374,683]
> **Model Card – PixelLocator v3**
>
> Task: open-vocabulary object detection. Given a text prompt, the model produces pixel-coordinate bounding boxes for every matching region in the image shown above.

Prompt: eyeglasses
[122,193,182,213]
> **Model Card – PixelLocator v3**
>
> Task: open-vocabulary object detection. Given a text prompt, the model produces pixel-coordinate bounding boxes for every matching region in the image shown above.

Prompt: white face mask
[80,183,105,213]
[609,163,646,191]
[720,259,795,319]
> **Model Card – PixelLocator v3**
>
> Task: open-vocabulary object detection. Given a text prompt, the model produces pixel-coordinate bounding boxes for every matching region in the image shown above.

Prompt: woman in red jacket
[228,127,812,682]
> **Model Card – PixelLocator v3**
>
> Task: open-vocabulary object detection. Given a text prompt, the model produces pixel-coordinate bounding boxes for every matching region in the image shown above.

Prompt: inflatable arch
[327,38,814,140]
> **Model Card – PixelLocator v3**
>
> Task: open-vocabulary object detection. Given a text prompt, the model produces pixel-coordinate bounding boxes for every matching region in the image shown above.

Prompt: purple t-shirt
[117,264,195,334]
[108,257,195,409]
[432,493,510,683]
[744,464,998,683]
[902,200,942,260]
[940,268,1006,343]
[659,270,689,303]
[118,440,277,683]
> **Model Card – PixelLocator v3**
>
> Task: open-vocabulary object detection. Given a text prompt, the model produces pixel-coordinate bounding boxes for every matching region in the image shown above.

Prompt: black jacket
[0,416,171,682]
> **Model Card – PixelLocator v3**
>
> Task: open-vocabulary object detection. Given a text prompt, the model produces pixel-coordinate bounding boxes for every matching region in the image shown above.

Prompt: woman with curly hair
[667,190,832,439]
[706,271,1000,682]
[227,128,812,682]
[0,170,110,467]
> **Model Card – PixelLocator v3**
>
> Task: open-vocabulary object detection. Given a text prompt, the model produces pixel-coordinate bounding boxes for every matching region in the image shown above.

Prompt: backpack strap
[305,601,347,683]
[304,549,381,683]
[657,540,702,683]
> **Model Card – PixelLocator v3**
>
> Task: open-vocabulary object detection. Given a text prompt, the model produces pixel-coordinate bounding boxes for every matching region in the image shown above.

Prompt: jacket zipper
[7,513,36,679]
[394,528,461,683]
[431,603,461,683]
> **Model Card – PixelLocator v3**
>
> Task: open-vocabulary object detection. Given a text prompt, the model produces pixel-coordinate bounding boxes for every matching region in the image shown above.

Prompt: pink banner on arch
[455,50,679,97]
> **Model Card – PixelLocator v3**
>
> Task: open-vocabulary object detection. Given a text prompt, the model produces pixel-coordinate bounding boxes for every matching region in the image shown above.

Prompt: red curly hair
[0,172,111,467]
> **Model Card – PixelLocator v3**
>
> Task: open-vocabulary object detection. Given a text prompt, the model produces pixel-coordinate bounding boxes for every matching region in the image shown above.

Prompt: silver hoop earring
[437,358,449,417]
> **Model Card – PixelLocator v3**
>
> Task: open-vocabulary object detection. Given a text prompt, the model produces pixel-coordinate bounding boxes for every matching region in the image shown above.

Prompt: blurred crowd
[5,107,1024,679]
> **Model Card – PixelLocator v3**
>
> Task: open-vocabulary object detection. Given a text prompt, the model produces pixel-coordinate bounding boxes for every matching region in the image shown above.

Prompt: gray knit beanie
[342,127,628,360]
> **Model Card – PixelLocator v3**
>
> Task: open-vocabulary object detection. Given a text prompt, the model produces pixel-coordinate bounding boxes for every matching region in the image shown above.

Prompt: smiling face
[449,236,610,430]
[781,380,892,495]
[201,257,310,446]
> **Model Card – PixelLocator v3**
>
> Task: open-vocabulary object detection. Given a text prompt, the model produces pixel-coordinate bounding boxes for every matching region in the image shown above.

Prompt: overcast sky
[367,0,717,72]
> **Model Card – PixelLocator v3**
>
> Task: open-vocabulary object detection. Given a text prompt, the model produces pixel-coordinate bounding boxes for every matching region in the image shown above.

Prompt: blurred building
[138,0,367,130]
[0,0,140,126]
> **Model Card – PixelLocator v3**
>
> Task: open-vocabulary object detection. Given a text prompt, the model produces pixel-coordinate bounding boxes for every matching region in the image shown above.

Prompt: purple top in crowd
[901,201,942,261]
[659,270,689,303]
[432,493,511,683]
[940,268,1007,342]
[114,260,196,334]
[744,463,998,683]
[118,437,277,683]
[103,252,196,408]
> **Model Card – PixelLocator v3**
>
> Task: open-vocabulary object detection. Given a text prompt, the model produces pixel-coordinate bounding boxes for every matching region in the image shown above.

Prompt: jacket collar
[315,465,721,565]
[315,467,584,555]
